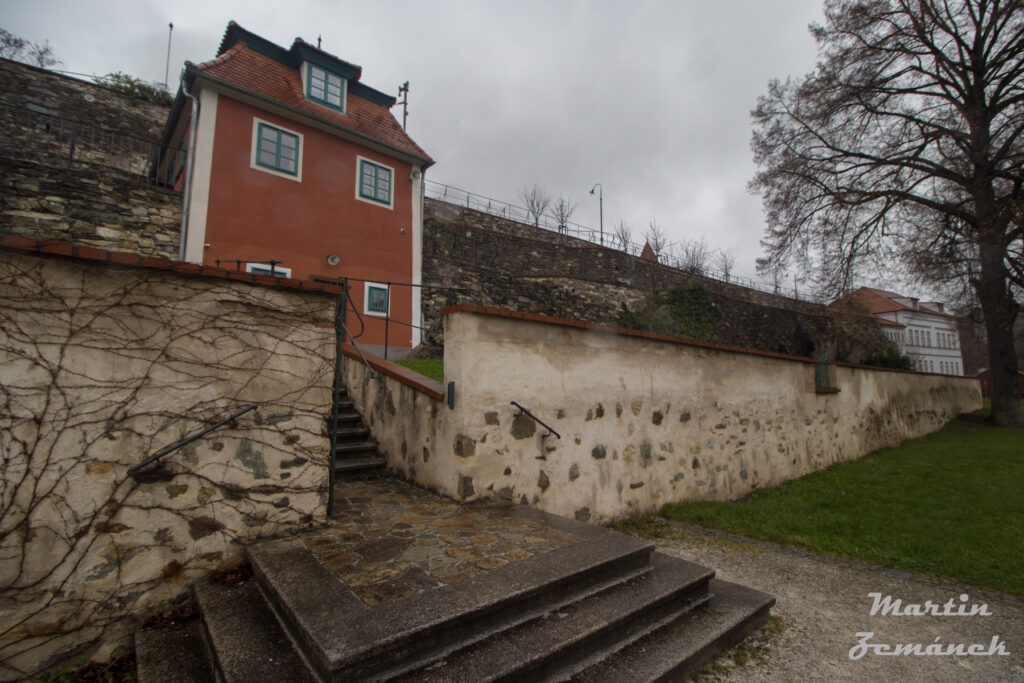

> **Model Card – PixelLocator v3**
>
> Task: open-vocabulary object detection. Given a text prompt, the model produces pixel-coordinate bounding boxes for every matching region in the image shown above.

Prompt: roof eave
[188,66,433,167]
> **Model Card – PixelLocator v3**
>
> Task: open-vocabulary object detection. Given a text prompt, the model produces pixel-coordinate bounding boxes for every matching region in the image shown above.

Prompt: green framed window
[358,158,393,207]
[245,262,292,278]
[306,64,345,111]
[255,122,300,176]
[365,283,389,316]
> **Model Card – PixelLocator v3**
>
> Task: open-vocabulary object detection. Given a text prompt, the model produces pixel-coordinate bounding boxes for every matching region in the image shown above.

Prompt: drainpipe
[178,70,200,262]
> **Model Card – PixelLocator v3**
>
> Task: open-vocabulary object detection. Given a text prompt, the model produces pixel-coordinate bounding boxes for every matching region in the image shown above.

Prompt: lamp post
[589,183,603,245]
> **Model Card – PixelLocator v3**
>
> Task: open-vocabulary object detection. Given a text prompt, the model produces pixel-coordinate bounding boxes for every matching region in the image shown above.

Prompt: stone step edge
[194,580,318,683]
[135,617,217,683]
[248,512,655,680]
[334,456,387,472]
[573,578,776,683]
[391,551,714,682]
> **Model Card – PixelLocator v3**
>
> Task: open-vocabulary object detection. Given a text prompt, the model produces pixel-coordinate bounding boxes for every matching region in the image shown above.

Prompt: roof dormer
[302,61,346,112]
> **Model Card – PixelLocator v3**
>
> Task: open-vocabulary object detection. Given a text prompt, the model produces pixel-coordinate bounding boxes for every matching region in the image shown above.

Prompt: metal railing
[0,103,180,186]
[510,401,561,439]
[127,404,257,476]
[425,179,828,305]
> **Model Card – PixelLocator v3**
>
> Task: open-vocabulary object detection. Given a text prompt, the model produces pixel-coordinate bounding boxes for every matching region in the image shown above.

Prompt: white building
[834,288,964,375]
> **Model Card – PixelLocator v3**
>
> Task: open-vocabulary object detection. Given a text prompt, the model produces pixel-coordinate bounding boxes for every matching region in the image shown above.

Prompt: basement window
[364,283,389,317]
[245,262,292,278]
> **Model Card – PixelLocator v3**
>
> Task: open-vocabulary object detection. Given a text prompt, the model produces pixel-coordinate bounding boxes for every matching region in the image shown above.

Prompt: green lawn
[393,358,444,383]
[661,417,1024,595]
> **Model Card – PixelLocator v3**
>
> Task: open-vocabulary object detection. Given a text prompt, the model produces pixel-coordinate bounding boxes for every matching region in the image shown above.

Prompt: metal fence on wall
[0,104,177,186]
[424,178,828,304]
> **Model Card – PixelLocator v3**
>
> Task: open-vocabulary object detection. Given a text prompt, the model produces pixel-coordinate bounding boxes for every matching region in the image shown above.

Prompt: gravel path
[654,521,1024,682]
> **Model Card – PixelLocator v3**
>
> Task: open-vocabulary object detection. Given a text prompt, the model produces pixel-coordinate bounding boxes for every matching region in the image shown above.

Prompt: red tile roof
[191,42,431,162]
[829,287,952,320]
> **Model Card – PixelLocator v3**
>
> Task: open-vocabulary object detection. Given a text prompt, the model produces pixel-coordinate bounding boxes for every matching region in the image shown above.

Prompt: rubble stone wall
[0,248,334,678]
[349,307,981,526]
[1,158,181,258]
[420,199,890,362]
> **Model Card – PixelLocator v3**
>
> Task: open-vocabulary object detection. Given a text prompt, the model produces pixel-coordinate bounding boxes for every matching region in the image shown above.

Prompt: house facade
[832,287,964,375]
[158,22,433,357]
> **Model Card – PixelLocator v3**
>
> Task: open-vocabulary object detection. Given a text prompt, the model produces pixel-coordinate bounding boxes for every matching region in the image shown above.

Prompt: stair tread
[399,552,713,682]
[571,578,775,683]
[334,439,379,450]
[335,456,387,472]
[135,617,216,683]
[248,514,655,681]
[195,580,317,683]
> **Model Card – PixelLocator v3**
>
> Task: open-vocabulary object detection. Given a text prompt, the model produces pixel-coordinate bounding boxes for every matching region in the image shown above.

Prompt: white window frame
[250,117,303,182]
[363,282,390,317]
[304,63,346,112]
[355,156,395,209]
[245,262,292,278]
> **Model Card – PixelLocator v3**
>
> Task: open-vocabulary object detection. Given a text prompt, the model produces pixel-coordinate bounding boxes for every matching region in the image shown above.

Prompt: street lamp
[589,183,603,245]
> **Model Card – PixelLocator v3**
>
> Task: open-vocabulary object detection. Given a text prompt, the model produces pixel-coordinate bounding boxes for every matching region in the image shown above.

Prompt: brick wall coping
[0,234,344,296]
[341,344,445,401]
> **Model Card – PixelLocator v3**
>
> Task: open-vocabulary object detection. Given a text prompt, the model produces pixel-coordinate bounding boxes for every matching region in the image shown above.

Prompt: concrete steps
[135,505,773,682]
[329,389,386,478]
[135,616,216,683]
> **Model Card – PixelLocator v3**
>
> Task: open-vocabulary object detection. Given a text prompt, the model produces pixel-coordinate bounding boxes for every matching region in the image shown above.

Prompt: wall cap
[341,344,444,401]
[0,233,344,297]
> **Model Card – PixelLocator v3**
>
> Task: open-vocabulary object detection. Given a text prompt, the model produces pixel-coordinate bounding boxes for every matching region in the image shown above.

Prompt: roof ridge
[192,41,247,72]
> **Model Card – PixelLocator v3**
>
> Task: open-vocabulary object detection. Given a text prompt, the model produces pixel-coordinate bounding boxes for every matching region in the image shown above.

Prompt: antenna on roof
[398,81,409,130]
[317,34,322,49]
[164,23,174,90]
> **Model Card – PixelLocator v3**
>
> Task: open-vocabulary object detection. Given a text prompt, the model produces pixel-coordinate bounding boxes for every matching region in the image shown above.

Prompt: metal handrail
[1,103,178,186]
[340,281,383,390]
[510,401,561,439]
[424,178,830,305]
[127,404,257,476]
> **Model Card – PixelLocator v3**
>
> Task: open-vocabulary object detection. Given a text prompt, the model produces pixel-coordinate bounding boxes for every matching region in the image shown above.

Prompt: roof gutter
[178,71,200,261]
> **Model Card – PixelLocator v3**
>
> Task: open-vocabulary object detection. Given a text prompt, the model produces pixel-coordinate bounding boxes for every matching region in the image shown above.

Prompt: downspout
[178,70,200,261]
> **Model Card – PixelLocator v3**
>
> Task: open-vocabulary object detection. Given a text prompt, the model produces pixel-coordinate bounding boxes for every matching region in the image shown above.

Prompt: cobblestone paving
[300,478,582,606]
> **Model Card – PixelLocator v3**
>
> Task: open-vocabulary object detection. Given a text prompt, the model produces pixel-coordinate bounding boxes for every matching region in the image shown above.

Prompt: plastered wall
[0,249,334,677]
[349,308,981,526]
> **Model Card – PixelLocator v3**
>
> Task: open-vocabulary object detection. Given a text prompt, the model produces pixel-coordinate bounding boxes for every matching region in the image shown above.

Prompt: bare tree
[550,195,576,234]
[681,237,712,275]
[714,249,737,282]
[612,220,633,253]
[518,184,551,228]
[750,0,1024,425]
[644,220,668,259]
[0,28,59,68]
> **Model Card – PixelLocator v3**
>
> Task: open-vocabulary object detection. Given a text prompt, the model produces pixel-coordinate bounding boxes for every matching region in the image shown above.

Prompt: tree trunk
[976,231,1023,426]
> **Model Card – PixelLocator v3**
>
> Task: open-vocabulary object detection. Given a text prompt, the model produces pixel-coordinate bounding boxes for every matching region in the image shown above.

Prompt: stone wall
[421,199,891,362]
[346,307,981,526]
[0,248,334,678]
[0,57,170,142]
[1,158,181,258]
[0,59,182,259]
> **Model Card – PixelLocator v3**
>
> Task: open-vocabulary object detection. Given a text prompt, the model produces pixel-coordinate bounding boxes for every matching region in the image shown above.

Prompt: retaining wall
[347,306,981,526]
[0,245,335,678]
[420,198,891,362]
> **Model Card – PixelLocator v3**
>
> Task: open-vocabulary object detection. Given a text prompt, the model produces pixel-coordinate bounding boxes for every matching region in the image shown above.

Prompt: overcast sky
[2,0,827,282]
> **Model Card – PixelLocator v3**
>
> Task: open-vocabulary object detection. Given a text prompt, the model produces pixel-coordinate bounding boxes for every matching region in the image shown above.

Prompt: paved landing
[300,478,583,605]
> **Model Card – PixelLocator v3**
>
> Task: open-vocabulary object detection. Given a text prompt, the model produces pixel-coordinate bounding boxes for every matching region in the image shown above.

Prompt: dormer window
[306,63,345,111]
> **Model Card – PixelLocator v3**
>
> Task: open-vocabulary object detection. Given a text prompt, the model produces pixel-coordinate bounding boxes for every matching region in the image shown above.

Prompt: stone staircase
[136,503,774,682]
[330,388,387,478]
